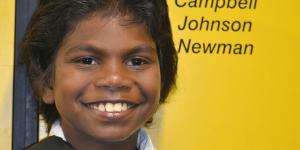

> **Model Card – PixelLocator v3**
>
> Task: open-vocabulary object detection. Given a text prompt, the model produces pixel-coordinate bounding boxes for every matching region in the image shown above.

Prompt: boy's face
[44,16,161,145]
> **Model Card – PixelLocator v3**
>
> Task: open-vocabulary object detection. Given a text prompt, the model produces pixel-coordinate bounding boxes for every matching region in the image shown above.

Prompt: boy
[22,0,177,149]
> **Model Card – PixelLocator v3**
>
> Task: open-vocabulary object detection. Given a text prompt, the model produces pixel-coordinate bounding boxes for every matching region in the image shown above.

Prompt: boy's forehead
[80,13,146,29]
[74,15,150,38]
[58,15,156,55]
[61,15,152,46]
[71,15,149,38]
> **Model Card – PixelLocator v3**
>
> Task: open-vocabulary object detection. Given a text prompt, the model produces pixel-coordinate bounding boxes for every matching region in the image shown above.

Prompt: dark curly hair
[21,0,177,132]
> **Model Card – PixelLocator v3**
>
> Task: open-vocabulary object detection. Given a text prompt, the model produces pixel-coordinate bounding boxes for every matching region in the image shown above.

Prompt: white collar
[49,120,155,150]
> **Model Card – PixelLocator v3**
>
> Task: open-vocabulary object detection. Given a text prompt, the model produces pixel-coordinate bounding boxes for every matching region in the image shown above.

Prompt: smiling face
[43,15,161,149]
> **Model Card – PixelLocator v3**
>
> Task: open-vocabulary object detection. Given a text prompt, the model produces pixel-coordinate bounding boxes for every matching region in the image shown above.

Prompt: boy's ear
[42,87,54,104]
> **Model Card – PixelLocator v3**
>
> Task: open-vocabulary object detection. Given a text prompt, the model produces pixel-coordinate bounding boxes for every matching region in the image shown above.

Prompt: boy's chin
[90,128,140,143]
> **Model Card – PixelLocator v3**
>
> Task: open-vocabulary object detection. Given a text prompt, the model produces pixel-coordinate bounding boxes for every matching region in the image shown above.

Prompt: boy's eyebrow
[64,45,106,56]
[64,44,157,56]
[126,45,157,55]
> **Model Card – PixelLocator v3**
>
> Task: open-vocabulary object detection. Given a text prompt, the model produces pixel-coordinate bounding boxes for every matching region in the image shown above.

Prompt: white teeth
[98,104,105,112]
[105,103,114,112]
[89,102,132,112]
[122,103,127,111]
[114,103,122,112]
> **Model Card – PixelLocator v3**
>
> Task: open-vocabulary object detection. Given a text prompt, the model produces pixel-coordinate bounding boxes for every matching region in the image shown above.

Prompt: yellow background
[1,0,300,150]
[147,0,300,150]
[0,0,15,149]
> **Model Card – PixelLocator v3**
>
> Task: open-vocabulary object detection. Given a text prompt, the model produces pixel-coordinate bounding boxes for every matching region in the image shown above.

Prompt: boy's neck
[64,131,139,150]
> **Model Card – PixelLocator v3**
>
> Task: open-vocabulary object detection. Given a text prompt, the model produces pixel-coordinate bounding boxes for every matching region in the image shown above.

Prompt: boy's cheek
[141,68,161,98]
[54,67,91,99]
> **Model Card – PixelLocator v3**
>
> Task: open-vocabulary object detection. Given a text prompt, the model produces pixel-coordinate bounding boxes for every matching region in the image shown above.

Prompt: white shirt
[49,120,156,150]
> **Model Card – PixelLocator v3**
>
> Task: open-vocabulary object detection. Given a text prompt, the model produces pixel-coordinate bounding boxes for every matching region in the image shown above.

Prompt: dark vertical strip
[13,0,38,150]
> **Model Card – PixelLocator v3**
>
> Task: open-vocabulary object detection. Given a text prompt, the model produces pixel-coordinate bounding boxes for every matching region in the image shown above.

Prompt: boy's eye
[126,58,148,66]
[74,57,97,65]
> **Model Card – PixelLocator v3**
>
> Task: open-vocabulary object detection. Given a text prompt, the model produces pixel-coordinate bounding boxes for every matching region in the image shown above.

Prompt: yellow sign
[146,0,300,150]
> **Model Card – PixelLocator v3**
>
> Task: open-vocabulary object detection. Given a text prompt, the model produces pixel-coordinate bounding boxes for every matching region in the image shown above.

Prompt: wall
[0,0,15,149]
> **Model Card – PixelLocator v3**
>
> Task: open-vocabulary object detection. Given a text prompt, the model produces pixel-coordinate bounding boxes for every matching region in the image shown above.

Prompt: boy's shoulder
[25,136,74,150]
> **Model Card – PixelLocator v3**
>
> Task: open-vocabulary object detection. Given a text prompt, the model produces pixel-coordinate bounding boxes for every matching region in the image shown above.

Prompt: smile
[84,102,137,113]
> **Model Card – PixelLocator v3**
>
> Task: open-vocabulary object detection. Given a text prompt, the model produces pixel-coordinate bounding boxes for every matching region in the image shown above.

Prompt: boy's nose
[93,63,131,92]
